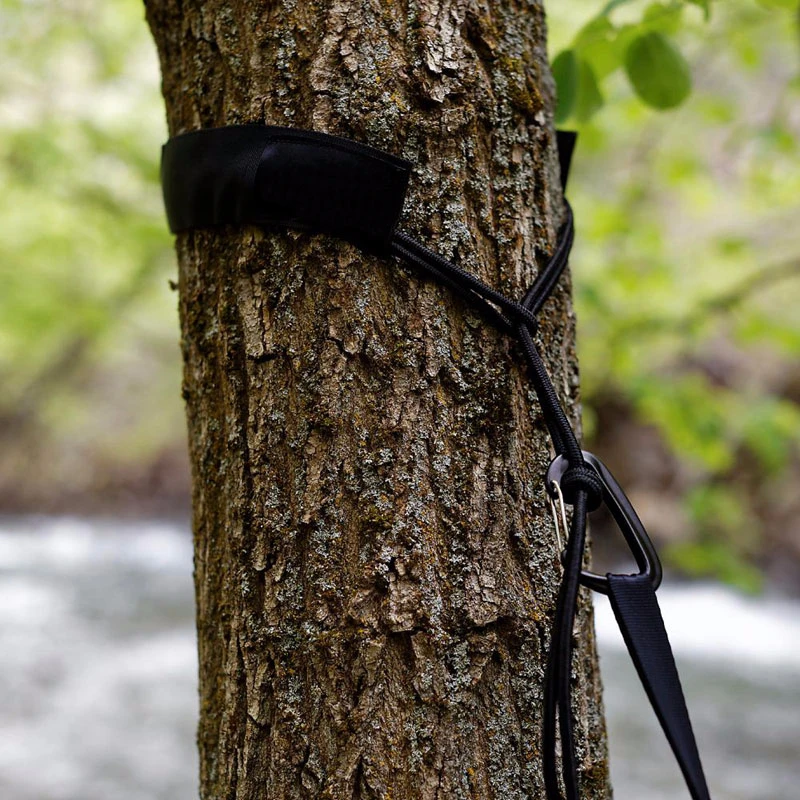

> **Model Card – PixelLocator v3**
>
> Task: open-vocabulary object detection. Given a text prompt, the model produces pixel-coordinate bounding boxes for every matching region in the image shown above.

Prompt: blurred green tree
[547,1,800,590]
[0,0,182,512]
[1,0,798,589]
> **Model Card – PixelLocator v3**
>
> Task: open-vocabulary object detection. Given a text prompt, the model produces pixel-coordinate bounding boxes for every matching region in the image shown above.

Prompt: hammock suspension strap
[160,124,712,800]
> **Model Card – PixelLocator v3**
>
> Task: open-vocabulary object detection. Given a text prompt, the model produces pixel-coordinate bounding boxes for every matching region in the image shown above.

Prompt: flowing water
[0,516,797,799]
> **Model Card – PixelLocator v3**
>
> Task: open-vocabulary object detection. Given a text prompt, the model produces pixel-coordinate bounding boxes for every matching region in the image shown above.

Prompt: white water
[0,516,797,799]
[594,590,800,799]
[595,584,800,672]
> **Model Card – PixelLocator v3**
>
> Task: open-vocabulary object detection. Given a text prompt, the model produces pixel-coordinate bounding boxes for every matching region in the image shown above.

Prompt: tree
[144,1,609,797]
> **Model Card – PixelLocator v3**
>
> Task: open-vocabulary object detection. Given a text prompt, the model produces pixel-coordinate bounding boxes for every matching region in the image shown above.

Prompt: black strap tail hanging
[160,123,713,800]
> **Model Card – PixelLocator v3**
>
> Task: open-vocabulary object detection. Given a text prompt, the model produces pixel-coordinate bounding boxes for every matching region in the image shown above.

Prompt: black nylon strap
[607,574,711,800]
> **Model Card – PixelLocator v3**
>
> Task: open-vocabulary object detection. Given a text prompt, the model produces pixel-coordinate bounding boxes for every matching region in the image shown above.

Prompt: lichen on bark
[145,1,610,798]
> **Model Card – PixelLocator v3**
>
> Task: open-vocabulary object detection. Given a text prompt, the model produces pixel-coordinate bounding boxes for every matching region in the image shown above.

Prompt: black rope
[390,201,586,466]
[545,490,589,800]
[390,231,541,333]
[389,200,602,800]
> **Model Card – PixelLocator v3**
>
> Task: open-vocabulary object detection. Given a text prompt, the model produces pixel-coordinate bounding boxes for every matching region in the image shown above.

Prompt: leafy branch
[549,1,793,124]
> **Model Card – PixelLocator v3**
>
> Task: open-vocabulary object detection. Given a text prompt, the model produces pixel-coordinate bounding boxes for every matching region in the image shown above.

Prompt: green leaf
[575,59,604,122]
[551,50,606,124]
[552,49,579,124]
[624,32,692,109]
[573,17,621,80]
[686,0,712,20]
[574,15,616,48]
[642,2,685,35]
[599,0,638,15]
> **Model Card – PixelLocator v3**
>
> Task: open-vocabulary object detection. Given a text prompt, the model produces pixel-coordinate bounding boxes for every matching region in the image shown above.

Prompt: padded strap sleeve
[607,573,712,800]
[161,124,412,255]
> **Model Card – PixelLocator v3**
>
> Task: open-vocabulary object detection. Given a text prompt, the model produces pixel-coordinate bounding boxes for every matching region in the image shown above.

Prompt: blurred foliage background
[1,0,798,591]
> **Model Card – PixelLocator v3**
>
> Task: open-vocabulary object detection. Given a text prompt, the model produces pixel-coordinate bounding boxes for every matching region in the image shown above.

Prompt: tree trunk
[145,1,609,798]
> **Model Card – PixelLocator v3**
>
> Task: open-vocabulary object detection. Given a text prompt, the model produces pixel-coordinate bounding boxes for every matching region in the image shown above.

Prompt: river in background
[0,516,797,800]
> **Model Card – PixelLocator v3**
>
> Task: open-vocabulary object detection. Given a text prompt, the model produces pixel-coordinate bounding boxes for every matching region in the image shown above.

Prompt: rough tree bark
[145,1,609,798]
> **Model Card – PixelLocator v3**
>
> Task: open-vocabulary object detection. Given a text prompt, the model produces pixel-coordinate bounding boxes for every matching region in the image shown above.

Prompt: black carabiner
[546,450,662,595]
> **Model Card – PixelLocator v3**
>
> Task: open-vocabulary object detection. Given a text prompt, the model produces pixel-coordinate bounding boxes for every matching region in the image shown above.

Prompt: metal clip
[547,477,568,556]
[545,450,662,595]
